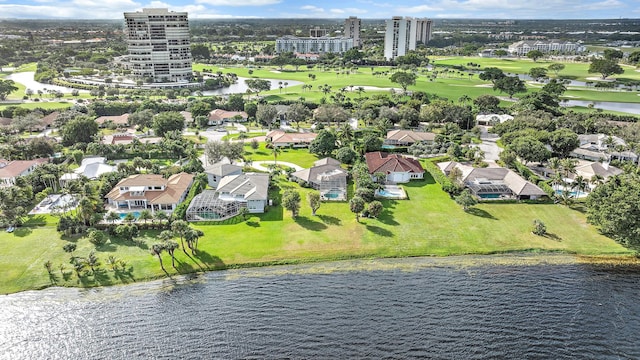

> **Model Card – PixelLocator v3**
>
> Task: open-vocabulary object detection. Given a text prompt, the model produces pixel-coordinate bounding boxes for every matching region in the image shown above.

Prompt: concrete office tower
[384,16,433,60]
[124,8,192,84]
[344,16,361,47]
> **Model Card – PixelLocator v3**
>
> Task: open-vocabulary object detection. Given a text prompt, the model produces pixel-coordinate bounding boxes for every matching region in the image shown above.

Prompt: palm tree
[590,174,604,189]
[150,243,166,271]
[138,209,152,223]
[184,229,197,255]
[163,240,179,268]
[560,158,578,179]
[356,86,365,98]
[106,211,120,223]
[171,220,190,253]
[154,210,168,224]
[85,251,100,274]
[572,175,587,198]
[338,122,354,146]
[271,146,281,167]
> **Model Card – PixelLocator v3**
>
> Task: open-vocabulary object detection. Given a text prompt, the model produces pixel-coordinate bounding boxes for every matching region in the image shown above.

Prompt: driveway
[477,125,501,162]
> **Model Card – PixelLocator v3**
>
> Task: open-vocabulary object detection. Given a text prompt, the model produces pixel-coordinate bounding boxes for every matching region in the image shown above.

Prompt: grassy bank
[0,171,631,295]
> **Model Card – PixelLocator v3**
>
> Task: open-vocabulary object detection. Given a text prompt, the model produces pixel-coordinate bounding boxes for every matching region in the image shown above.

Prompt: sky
[0,0,638,20]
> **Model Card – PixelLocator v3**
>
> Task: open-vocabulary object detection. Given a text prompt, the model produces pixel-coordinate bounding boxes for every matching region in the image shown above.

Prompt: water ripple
[1,257,640,359]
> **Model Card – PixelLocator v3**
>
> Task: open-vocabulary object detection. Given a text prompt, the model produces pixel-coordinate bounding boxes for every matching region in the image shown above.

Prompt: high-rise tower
[124,8,192,84]
[383,16,433,60]
[344,16,361,47]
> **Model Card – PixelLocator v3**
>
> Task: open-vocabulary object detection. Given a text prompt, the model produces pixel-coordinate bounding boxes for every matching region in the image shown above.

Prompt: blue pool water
[376,189,404,198]
[555,190,580,197]
[479,194,501,199]
[119,211,141,219]
[324,192,340,199]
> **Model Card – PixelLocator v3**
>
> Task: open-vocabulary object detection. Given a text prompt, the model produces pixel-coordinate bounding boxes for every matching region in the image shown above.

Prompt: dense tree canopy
[389,71,417,92]
[526,50,544,62]
[507,136,551,164]
[479,67,505,85]
[309,129,337,157]
[60,115,99,146]
[587,174,640,252]
[588,59,624,79]
[549,128,580,157]
[494,75,527,98]
[245,79,271,96]
[0,79,18,101]
[152,111,185,137]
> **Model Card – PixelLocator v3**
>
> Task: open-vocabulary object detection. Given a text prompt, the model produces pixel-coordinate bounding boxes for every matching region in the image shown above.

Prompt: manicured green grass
[0,101,73,111]
[433,56,640,82]
[0,170,631,294]
[243,142,320,168]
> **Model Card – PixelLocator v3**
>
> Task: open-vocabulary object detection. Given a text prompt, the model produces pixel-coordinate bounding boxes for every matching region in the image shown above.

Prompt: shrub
[532,219,547,236]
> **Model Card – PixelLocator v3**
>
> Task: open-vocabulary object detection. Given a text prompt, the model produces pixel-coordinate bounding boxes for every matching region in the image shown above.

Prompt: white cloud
[300,5,324,12]
[195,0,281,5]
[581,0,623,10]
[396,4,443,12]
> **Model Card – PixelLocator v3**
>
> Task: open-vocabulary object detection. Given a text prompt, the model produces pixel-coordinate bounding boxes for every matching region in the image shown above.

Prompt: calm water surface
[1,256,639,359]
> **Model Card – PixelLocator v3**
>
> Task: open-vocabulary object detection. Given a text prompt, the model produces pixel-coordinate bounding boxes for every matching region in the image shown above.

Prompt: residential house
[365,152,424,183]
[95,114,130,128]
[204,162,243,188]
[438,161,547,200]
[105,172,194,213]
[216,173,269,213]
[384,130,436,146]
[569,161,623,191]
[476,114,514,126]
[101,130,162,146]
[208,109,248,125]
[274,105,291,123]
[570,134,637,163]
[38,111,60,130]
[59,157,116,187]
[266,130,317,148]
[291,158,348,200]
[0,158,49,187]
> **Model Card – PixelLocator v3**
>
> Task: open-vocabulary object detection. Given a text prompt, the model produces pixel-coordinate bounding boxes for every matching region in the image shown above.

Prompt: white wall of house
[247,199,266,213]
[387,172,411,183]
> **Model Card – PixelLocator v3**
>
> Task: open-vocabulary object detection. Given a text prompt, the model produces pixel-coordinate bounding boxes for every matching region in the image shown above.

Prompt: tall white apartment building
[344,16,361,47]
[275,36,354,54]
[384,16,433,60]
[124,8,192,83]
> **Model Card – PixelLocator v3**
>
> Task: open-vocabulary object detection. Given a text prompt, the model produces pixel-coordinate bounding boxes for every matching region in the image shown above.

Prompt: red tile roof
[96,114,130,125]
[0,158,49,178]
[208,109,248,122]
[364,152,424,175]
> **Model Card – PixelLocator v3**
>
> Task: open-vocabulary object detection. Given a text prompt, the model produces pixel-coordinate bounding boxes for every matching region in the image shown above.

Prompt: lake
[2,255,639,359]
[200,77,303,96]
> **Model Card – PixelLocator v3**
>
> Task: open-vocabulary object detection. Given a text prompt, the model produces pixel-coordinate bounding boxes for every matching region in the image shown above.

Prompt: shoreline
[7,251,639,296]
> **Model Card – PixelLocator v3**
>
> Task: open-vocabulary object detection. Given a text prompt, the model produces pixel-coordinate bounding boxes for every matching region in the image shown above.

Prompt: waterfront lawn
[0,171,631,294]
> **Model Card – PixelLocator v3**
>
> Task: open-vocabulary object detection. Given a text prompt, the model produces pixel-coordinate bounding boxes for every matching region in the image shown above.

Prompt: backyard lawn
[0,171,631,294]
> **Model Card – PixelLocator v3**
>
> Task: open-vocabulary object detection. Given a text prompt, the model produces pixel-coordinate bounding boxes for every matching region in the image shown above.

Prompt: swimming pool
[119,211,141,219]
[555,190,582,197]
[375,186,407,199]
